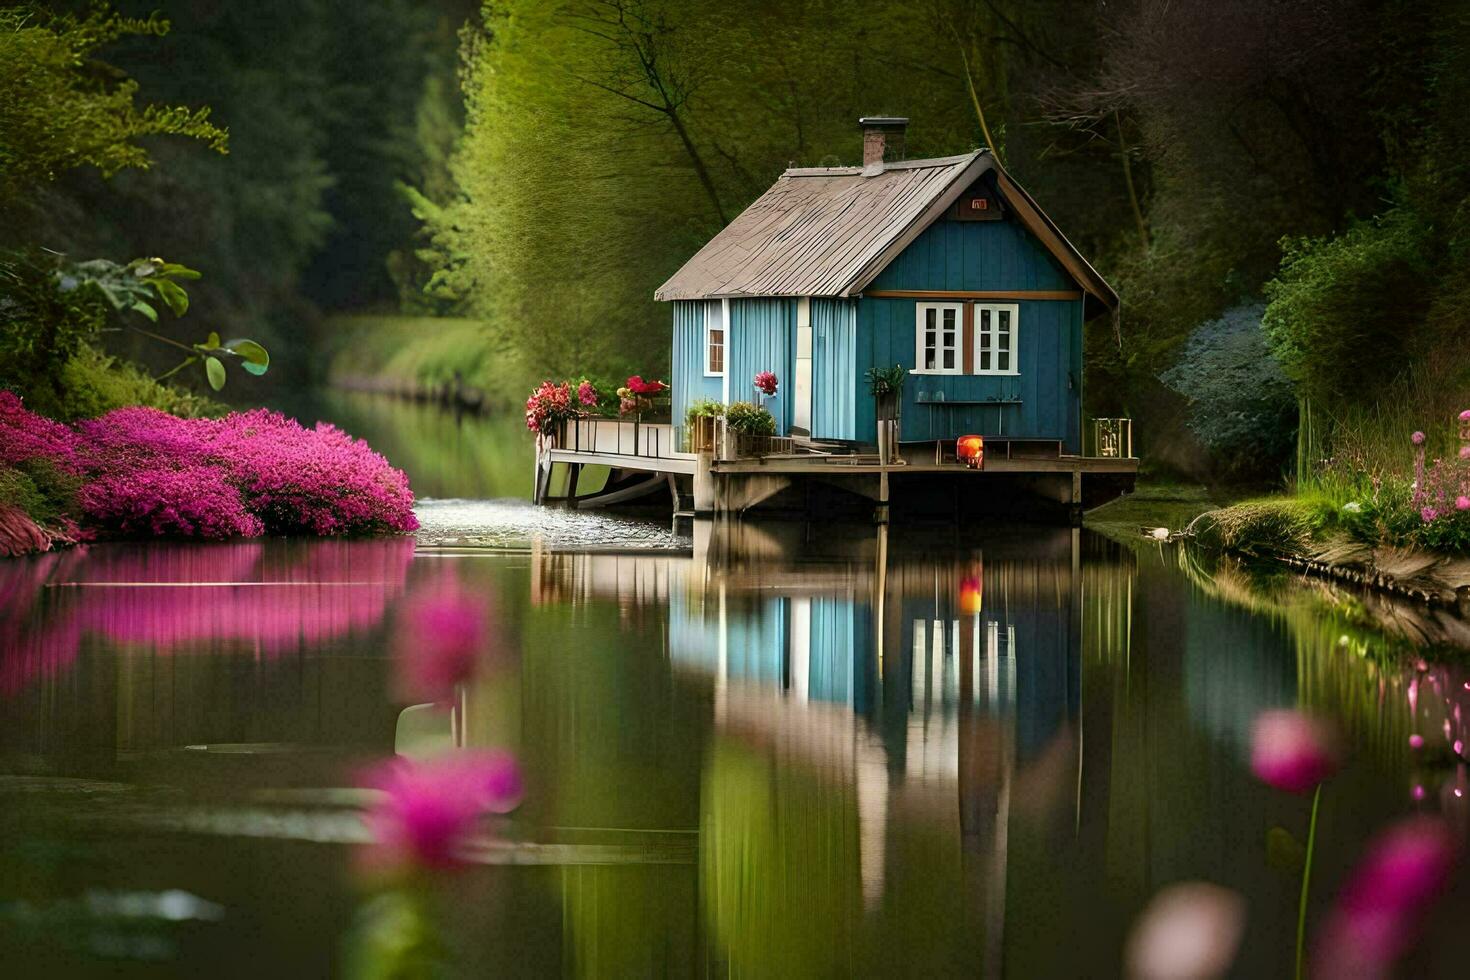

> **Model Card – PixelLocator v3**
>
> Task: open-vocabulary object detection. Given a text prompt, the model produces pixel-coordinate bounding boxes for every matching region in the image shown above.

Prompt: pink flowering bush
[1405,408,1470,550]
[0,394,417,553]
[80,466,264,539]
[0,392,80,471]
[211,411,417,535]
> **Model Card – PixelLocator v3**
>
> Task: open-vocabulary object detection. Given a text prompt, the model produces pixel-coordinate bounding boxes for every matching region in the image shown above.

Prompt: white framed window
[974,304,1019,375]
[704,301,725,376]
[913,302,963,374]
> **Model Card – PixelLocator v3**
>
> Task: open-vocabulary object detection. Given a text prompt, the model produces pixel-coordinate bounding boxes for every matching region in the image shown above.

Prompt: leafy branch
[55,257,270,391]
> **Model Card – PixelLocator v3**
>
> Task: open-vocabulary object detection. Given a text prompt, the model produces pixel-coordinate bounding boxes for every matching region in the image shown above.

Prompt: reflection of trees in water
[1174,544,1470,779]
[309,390,532,501]
[701,738,861,977]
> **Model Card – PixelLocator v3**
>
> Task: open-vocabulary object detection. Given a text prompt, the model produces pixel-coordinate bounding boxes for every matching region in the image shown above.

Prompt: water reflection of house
[526,522,1143,975]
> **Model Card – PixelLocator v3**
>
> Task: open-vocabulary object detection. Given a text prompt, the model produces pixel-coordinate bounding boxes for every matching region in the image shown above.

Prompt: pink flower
[1420,506,1438,523]
[1459,445,1470,459]
[525,381,576,431]
[1459,409,1470,422]
[1313,817,1458,979]
[1411,431,1426,445]
[576,380,598,407]
[753,371,779,397]
[624,375,667,395]
[359,751,523,874]
[1250,710,1338,793]
[393,589,490,702]
[1457,496,1470,511]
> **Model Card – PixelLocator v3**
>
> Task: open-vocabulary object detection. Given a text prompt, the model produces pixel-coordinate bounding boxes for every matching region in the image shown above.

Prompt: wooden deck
[711,454,1137,476]
[536,417,1137,518]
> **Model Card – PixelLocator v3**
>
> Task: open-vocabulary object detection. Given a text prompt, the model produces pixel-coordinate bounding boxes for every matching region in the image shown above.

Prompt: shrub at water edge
[0,393,418,554]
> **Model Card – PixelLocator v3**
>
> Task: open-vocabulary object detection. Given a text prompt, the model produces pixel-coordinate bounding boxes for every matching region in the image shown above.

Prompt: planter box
[721,431,794,460]
[688,415,719,453]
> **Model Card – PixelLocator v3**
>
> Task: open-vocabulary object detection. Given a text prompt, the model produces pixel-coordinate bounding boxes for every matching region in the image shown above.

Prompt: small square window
[973,304,1018,375]
[915,303,964,375]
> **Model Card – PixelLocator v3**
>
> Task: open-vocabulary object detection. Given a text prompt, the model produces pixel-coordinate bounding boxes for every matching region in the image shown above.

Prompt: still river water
[2,392,1469,977]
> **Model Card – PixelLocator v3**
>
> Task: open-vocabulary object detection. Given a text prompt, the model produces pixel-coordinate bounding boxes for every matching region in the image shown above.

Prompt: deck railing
[559,417,690,460]
[714,418,796,461]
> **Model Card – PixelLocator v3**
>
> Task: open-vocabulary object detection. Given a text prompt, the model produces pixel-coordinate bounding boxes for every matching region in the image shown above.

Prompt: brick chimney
[860,116,908,175]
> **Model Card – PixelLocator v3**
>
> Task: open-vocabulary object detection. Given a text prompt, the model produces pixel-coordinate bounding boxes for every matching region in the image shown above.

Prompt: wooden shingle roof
[654,149,1118,317]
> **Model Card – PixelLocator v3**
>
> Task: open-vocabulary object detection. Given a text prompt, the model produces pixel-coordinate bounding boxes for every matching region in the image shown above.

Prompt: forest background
[4,0,1469,485]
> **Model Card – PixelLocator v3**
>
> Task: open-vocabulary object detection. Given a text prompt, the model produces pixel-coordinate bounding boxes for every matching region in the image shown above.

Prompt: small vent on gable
[954,188,1003,222]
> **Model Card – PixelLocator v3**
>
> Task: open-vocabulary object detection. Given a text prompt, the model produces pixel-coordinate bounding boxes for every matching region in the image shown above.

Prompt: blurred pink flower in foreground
[1124,881,1246,980]
[1251,710,1339,793]
[393,590,490,703]
[1313,817,1458,980]
[359,751,523,874]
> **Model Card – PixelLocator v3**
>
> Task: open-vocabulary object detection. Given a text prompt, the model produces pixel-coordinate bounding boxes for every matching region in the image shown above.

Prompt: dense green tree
[434,0,1099,383]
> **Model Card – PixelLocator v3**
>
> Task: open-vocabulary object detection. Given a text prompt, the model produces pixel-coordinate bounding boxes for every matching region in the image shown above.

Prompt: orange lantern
[956,434,984,469]
[959,575,982,615]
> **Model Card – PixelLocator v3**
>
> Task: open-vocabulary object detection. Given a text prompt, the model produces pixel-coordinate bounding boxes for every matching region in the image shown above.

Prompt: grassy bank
[318,314,518,411]
[1084,483,1223,544]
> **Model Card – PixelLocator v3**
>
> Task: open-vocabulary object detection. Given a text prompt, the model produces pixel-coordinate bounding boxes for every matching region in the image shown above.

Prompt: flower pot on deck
[689,415,718,453]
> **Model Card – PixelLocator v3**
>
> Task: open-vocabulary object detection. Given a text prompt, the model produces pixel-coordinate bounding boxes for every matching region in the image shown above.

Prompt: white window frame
[704,300,725,377]
[911,302,964,375]
[973,303,1019,376]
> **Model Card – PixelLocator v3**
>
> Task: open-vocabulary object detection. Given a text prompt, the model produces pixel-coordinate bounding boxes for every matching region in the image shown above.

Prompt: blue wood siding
[672,300,721,425]
[811,299,857,440]
[730,298,795,432]
[855,296,1083,450]
[671,213,1087,446]
[867,216,1073,292]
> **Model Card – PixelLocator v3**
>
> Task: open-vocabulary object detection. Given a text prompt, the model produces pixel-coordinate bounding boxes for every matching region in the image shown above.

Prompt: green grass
[1192,497,1325,556]
[1084,482,1222,544]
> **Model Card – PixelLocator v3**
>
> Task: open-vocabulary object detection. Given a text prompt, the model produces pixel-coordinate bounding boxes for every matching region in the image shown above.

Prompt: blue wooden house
[656,117,1118,454]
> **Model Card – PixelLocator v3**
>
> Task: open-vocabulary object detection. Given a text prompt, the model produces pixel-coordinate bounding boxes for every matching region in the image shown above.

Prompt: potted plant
[685,399,724,453]
[725,400,777,458]
[865,364,906,462]
[616,375,669,419]
[525,380,577,445]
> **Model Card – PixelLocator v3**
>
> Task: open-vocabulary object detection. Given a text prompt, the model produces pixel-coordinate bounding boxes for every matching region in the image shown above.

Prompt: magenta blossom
[1411,431,1426,445]
[359,751,523,874]
[1459,409,1470,422]
[753,371,779,397]
[1420,506,1438,523]
[393,589,491,702]
[1457,496,1470,511]
[1250,710,1339,793]
[576,380,598,407]
[1313,817,1458,979]
[1459,445,1470,460]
